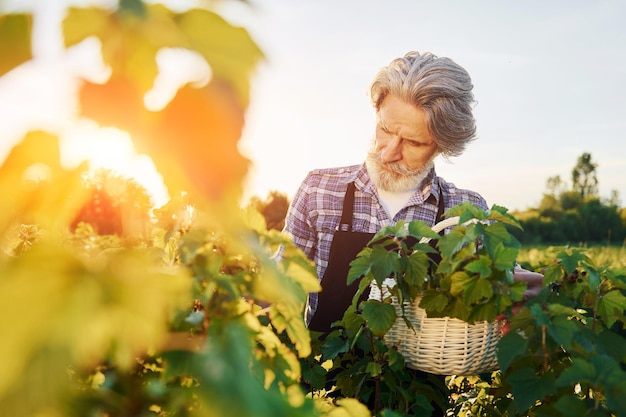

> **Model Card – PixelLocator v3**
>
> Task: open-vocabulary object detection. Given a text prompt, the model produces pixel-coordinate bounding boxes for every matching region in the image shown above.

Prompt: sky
[0,0,625,211]
[225,0,626,211]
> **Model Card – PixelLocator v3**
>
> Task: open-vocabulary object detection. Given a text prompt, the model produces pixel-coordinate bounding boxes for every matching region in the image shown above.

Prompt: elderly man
[282,51,542,332]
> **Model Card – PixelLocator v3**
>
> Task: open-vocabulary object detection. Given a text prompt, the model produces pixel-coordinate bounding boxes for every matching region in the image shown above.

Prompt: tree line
[251,152,626,246]
[512,152,626,245]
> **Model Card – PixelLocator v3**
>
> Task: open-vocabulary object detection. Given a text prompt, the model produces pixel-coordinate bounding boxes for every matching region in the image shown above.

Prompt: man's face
[366,94,439,192]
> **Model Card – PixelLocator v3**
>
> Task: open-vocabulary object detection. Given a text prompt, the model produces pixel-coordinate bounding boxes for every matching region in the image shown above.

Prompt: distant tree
[249,190,290,231]
[545,175,567,196]
[538,194,562,219]
[579,197,623,243]
[572,152,598,199]
[605,189,622,209]
[560,190,584,211]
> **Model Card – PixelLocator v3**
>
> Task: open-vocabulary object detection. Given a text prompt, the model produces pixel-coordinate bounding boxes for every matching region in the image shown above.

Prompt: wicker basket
[367,216,504,376]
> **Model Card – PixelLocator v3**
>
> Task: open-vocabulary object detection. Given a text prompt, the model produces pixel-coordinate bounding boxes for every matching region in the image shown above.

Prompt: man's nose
[381,136,402,163]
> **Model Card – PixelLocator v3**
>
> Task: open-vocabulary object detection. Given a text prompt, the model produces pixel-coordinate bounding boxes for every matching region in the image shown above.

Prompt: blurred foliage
[248,190,291,231]
[70,168,154,241]
[63,2,264,201]
[0,13,32,76]
[0,1,331,416]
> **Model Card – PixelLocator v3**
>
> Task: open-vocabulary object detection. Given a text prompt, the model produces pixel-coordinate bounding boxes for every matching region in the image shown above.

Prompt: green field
[518,243,626,270]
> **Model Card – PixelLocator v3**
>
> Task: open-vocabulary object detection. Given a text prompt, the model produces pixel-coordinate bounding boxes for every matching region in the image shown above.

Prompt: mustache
[366,148,415,176]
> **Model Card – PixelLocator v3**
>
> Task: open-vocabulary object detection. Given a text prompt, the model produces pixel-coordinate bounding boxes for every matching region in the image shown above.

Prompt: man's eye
[403,139,421,147]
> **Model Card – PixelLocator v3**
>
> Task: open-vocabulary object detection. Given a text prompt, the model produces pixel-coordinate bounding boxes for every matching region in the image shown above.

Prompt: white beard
[365,143,435,193]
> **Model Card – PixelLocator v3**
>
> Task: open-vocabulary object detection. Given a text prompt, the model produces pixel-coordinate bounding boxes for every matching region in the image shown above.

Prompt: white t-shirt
[377,188,416,219]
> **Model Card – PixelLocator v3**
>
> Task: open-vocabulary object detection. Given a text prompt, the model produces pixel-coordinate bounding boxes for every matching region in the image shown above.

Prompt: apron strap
[435,181,446,231]
[337,181,356,232]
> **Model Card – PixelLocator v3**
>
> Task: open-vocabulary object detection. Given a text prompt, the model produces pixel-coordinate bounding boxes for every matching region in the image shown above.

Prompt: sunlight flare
[60,122,169,208]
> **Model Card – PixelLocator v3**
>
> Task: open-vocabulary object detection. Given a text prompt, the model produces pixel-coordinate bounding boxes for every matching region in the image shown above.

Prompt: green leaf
[497,331,528,371]
[546,315,578,350]
[553,395,592,417]
[596,330,626,362]
[508,279,527,302]
[556,357,596,387]
[0,13,32,76]
[449,271,473,297]
[448,298,471,321]
[418,290,449,314]
[361,300,397,337]
[597,290,626,328]
[407,219,441,241]
[465,256,492,278]
[370,245,400,281]
[365,361,383,377]
[483,222,513,248]
[492,242,519,271]
[557,249,587,275]
[508,368,556,413]
[467,302,497,322]
[447,201,487,222]
[347,248,372,285]
[320,335,350,360]
[465,278,494,305]
[542,263,564,285]
[437,228,467,259]
[403,251,429,287]
[487,205,522,229]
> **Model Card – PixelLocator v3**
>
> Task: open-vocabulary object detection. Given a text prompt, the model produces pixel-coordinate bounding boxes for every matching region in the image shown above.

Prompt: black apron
[308,181,445,333]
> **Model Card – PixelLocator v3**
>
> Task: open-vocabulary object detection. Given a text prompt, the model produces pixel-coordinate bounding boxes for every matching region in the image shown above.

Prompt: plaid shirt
[282,163,488,323]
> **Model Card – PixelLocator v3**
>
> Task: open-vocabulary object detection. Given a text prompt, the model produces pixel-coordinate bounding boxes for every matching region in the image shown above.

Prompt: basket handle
[418,216,461,243]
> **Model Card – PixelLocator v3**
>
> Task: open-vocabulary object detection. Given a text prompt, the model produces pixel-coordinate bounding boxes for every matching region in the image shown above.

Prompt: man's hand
[498,266,544,333]
[513,265,544,306]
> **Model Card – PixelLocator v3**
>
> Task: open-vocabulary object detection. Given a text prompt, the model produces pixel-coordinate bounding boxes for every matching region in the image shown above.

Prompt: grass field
[518,243,626,270]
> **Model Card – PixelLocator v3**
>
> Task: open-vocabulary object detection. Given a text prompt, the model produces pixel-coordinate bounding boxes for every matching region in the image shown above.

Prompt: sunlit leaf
[407,219,440,240]
[79,72,248,199]
[0,132,89,234]
[328,398,372,417]
[449,271,472,297]
[0,13,32,76]
[64,5,184,93]
[487,204,522,229]
[176,8,264,106]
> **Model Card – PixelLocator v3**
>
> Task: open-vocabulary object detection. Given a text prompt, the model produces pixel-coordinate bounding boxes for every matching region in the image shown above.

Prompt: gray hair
[370,51,477,158]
